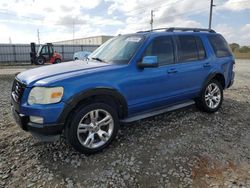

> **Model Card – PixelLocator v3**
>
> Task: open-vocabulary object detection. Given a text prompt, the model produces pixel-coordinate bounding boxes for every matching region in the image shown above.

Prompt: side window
[196,37,206,60]
[208,35,232,58]
[143,36,174,66]
[41,46,48,54]
[176,35,199,62]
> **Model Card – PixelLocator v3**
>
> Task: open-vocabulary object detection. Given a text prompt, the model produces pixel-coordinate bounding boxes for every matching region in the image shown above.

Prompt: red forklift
[30,43,62,65]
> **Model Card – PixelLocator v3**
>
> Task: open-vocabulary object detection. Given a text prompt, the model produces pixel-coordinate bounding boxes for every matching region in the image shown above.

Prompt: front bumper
[11,105,64,135]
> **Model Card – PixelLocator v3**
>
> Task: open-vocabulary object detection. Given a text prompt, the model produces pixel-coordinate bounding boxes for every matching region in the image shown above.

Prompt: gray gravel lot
[0,60,250,188]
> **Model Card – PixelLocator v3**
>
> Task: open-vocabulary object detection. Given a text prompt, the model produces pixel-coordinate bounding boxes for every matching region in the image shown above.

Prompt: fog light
[30,116,44,124]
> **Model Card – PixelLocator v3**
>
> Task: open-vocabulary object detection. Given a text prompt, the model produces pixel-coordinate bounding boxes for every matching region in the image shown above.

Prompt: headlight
[28,87,64,105]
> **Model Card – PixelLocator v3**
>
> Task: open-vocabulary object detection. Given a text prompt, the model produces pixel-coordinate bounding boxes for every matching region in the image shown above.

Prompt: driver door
[127,35,177,114]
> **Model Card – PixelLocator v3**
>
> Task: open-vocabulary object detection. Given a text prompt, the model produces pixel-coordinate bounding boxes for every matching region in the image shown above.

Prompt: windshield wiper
[91,57,106,63]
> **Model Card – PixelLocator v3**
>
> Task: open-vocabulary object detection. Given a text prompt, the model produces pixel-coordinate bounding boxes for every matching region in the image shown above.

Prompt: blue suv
[11,27,235,153]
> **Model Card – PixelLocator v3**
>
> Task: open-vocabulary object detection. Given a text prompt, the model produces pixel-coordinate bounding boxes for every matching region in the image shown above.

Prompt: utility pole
[73,19,75,43]
[73,19,75,52]
[209,0,215,29]
[37,29,40,44]
[150,10,154,31]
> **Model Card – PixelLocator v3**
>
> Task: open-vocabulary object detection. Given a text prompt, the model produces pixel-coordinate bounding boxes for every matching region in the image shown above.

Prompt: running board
[121,100,195,123]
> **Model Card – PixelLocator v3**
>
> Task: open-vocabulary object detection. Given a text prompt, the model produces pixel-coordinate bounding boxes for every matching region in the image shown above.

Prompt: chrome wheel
[205,83,221,109]
[77,109,114,149]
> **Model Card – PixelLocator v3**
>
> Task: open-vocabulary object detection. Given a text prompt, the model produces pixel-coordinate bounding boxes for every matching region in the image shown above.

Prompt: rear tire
[66,103,119,154]
[54,58,61,64]
[195,79,223,113]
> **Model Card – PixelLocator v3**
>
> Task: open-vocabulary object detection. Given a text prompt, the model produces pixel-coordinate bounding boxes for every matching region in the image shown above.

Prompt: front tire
[66,103,119,154]
[196,79,223,113]
[35,57,45,65]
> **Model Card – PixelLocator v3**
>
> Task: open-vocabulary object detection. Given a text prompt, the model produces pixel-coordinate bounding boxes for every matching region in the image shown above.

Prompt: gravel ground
[0,60,250,188]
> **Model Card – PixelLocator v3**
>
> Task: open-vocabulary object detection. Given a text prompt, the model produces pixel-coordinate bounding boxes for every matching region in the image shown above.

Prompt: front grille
[12,79,26,103]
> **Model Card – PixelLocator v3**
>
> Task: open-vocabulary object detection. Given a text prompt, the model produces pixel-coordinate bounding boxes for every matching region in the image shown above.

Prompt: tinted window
[143,36,174,65]
[208,35,232,57]
[196,37,206,59]
[176,35,199,62]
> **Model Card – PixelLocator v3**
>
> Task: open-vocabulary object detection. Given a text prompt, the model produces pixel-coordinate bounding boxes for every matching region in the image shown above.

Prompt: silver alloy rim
[77,109,114,149]
[205,83,221,109]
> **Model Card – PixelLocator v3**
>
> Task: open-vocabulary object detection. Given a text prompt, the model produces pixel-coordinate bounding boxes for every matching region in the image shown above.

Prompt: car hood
[17,60,111,86]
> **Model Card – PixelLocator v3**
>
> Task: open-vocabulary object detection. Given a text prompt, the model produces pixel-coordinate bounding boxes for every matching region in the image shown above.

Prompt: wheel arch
[57,88,128,125]
[203,72,226,90]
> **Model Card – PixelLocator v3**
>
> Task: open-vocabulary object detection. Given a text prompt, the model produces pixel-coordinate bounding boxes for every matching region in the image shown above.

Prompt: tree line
[229,43,250,53]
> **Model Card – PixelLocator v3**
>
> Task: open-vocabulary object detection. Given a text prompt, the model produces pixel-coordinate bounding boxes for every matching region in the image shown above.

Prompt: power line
[156,7,209,23]
[123,0,180,14]
[122,0,181,16]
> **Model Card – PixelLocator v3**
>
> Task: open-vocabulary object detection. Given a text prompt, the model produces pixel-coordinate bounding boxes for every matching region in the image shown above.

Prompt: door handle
[167,69,178,74]
[203,63,211,67]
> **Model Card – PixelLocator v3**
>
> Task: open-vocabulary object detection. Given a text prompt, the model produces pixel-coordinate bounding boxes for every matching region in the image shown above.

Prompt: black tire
[66,103,120,154]
[74,57,78,60]
[35,57,45,65]
[54,58,61,64]
[195,79,223,113]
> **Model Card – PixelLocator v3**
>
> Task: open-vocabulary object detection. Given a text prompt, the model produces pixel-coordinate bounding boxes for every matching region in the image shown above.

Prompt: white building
[54,35,113,45]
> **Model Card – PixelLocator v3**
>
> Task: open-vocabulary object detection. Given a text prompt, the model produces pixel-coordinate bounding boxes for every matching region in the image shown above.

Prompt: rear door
[164,35,212,100]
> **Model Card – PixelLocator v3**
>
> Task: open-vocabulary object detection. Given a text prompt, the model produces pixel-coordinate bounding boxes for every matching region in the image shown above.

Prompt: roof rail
[167,27,216,33]
[137,27,216,33]
[137,28,168,33]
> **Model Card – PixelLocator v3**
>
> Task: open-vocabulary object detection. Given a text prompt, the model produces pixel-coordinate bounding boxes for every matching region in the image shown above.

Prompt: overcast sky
[0,0,249,45]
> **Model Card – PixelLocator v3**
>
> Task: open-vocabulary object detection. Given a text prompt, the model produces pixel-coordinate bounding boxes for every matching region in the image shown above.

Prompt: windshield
[89,35,144,64]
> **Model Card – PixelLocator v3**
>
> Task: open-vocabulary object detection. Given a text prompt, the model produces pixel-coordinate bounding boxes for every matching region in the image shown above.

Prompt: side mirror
[138,56,158,68]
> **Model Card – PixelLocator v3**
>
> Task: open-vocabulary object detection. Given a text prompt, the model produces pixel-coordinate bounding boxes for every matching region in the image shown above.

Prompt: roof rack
[167,27,216,33]
[137,27,216,33]
[137,28,169,33]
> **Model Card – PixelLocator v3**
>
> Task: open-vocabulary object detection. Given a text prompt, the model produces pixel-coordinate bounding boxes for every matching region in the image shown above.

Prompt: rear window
[208,35,232,58]
[176,35,199,62]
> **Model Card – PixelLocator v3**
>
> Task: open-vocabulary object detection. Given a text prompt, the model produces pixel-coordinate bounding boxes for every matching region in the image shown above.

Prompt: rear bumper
[11,106,64,135]
[227,71,235,88]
